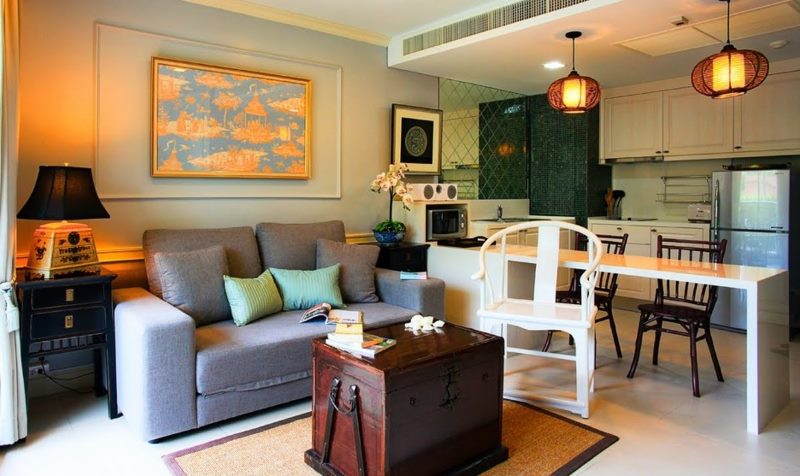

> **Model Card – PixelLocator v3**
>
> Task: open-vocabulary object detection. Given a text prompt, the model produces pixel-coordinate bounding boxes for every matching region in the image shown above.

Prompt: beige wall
[17,0,438,260]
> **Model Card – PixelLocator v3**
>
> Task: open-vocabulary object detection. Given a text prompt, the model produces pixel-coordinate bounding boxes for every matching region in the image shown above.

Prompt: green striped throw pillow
[269,264,344,310]
[223,270,283,326]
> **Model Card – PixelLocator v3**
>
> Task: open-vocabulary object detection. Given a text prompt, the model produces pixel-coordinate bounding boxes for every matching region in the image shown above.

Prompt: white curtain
[0,0,24,445]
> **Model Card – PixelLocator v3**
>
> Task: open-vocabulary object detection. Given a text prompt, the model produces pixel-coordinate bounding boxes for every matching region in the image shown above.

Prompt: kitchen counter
[588,217,710,227]
[428,242,788,435]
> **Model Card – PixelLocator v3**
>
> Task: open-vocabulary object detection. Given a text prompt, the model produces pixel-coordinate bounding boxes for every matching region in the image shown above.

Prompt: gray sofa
[112,221,444,442]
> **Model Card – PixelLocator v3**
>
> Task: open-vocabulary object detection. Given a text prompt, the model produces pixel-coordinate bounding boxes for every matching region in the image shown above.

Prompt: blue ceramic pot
[373,230,405,244]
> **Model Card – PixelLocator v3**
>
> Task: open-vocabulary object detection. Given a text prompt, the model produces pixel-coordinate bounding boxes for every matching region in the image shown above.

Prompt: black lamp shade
[17,166,110,220]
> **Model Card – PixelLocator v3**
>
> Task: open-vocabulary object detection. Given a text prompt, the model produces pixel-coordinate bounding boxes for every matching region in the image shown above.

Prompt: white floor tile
[1,308,798,475]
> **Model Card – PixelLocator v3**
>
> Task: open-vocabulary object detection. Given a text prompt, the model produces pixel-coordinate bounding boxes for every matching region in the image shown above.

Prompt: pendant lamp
[547,31,601,114]
[691,0,769,99]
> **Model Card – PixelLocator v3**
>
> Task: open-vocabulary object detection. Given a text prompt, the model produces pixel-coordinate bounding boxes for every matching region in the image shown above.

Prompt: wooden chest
[305,322,507,476]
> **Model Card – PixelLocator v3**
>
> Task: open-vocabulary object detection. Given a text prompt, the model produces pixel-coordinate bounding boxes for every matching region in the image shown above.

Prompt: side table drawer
[30,307,106,340]
[31,284,105,309]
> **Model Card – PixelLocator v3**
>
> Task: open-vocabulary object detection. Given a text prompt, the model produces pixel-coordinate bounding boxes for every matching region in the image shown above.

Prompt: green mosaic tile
[478,98,528,199]
[528,95,610,227]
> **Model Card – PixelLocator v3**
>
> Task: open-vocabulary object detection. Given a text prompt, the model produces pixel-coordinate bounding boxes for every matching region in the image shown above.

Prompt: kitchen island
[428,242,789,435]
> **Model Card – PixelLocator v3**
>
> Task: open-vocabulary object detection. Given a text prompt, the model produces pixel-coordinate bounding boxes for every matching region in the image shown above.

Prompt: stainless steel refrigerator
[711,167,791,330]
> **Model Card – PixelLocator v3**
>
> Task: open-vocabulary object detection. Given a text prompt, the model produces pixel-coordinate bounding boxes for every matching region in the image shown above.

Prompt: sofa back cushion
[316,239,380,303]
[255,221,345,271]
[155,245,231,326]
[143,226,262,298]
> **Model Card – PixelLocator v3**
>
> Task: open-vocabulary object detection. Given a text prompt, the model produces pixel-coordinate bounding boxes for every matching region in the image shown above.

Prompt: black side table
[16,268,119,419]
[372,242,430,272]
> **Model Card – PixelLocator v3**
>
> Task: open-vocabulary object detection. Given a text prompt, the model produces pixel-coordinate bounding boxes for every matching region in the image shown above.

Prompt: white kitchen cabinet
[663,87,734,156]
[601,70,800,161]
[470,221,572,289]
[589,220,709,301]
[602,91,662,160]
[734,70,800,153]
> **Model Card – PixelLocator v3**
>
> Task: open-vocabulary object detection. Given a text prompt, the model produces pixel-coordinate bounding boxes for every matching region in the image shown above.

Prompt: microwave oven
[427,207,467,241]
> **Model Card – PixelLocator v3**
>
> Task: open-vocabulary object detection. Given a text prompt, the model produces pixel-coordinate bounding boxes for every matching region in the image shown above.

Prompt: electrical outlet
[28,360,50,378]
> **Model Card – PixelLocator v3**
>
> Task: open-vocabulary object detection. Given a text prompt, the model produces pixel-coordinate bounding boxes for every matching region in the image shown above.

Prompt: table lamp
[17,165,110,279]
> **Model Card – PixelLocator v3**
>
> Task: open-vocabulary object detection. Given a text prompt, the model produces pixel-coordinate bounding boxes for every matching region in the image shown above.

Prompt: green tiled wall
[528,94,610,226]
[478,98,528,199]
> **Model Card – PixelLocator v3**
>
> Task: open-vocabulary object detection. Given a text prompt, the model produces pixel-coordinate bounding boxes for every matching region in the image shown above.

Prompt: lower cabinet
[470,221,572,289]
[589,220,709,301]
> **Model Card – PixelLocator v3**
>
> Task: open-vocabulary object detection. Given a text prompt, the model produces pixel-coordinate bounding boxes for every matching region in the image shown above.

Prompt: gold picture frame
[391,104,443,175]
[151,57,311,179]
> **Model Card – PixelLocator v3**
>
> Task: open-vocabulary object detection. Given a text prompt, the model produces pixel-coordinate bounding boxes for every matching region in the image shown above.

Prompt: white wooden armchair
[471,221,603,418]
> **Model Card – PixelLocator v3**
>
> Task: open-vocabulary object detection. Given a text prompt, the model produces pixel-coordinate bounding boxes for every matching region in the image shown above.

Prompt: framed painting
[391,104,442,175]
[151,57,311,179]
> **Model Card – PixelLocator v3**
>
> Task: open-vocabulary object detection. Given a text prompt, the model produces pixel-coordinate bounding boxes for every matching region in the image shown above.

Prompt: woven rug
[163,400,618,476]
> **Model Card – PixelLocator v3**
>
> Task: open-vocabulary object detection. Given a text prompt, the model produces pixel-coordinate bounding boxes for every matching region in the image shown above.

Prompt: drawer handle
[616,227,622,231]
[409,397,417,407]
[65,288,75,302]
[651,229,657,233]
[65,314,74,329]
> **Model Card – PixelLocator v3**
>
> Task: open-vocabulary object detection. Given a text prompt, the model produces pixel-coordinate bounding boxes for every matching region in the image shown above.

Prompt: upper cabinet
[602,91,662,159]
[734,70,800,153]
[663,87,734,156]
[600,70,800,162]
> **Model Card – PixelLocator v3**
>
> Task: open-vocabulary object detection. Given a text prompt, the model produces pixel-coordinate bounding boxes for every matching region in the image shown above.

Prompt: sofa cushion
[194,302,417,396]
[144,227,262,298]
[316,239,380,303]
[269,264,344,310]
[155,245,231,326]
[223,270,283,326]
[255,221,345,271]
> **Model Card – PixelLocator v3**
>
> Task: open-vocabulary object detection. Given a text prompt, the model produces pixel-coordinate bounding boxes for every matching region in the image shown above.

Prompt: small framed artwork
[391,104,442,175]
[151,57,311,179]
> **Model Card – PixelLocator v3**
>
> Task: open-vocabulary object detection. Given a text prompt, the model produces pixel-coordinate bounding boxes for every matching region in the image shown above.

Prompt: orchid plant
[370,163,414,232]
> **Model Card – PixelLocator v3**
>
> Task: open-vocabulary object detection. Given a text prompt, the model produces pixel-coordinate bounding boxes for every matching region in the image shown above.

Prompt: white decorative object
[404,314,445,332]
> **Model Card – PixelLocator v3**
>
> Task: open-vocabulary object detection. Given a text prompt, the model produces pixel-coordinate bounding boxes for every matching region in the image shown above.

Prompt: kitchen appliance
[426,206,467,241]
[711,165,796,331]
[408,183,458,201]
[687,203,711,223]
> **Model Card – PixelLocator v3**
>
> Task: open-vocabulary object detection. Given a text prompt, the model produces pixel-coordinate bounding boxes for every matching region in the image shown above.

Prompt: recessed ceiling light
[769,39,789,49]
[543,61,565,70]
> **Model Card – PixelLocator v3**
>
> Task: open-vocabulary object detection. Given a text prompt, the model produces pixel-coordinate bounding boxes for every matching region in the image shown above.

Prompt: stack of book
[325,309,396,357]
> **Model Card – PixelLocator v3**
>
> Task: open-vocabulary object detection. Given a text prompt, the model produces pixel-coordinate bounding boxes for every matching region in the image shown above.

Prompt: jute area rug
[163,400,618,476]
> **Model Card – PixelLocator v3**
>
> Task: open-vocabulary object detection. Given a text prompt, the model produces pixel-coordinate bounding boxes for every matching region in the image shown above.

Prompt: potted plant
[370,164,414,244]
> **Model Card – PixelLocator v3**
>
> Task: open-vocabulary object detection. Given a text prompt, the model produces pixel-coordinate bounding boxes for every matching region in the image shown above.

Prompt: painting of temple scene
[151,57,311,179]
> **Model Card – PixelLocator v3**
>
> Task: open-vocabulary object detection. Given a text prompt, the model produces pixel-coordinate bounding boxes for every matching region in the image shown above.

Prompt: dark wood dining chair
[626,236,728,397]
[543,232,629,358]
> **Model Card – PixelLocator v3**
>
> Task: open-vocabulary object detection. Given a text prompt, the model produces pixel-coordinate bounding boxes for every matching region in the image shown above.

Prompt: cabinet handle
[655,150,662,154]
[616,227,622,231]
[651,229,657,233]
[64,314,74,329]
[734,145,742,149]
[65,288,74,302]
[663,150,670,153]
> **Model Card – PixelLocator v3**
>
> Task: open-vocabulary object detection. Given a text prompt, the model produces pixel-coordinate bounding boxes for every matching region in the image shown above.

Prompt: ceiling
[185,0,800,94]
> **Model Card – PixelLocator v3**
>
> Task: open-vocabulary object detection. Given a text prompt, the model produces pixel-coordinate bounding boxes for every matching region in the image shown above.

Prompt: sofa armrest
[113,287,197,441]
[374,268,445,318]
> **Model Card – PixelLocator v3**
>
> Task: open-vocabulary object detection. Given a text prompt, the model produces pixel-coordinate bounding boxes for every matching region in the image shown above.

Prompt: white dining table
[485,244,790,435]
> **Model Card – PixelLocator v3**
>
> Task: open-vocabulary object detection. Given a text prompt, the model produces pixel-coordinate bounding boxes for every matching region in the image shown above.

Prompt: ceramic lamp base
[25,222,100,279]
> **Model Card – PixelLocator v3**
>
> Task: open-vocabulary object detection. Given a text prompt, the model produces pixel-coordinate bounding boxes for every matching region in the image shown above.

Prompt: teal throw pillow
[223,270,283,326]
[269,264,344,310]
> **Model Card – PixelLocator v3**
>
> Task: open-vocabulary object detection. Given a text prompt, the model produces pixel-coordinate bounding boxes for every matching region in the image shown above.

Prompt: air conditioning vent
[402,0,589,55]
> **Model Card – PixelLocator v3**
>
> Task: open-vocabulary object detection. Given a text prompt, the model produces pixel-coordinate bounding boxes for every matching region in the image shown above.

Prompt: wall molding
[15,233,378,267]
[181,0,389,47]
[94,23,343,200]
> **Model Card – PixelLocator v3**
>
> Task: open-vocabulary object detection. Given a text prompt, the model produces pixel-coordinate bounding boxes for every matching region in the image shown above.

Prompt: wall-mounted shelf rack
[656,175,711,204]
